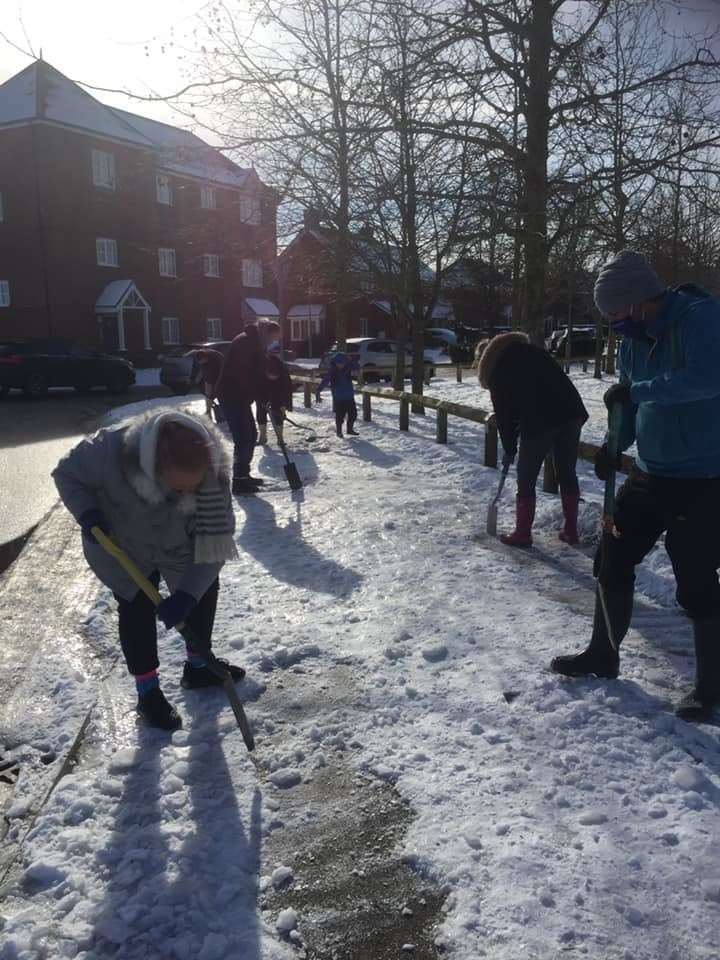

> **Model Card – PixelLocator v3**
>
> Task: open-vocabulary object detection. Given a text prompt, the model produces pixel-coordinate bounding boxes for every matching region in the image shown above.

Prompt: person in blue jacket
[552,250,720,722]
[315,352,358,438]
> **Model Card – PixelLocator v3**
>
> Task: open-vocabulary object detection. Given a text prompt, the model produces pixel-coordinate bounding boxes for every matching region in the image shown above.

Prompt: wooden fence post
[304,382,312,409]
[484,418,498,468]
[436,407,448,444]
[362,391,372,422]
[456,364,462,383]
[582,358,588,373]
[400,397,409,431]
[543,453,559,493]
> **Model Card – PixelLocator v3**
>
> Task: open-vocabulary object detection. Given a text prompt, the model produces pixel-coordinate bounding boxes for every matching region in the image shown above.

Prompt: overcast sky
[1,0,717,132]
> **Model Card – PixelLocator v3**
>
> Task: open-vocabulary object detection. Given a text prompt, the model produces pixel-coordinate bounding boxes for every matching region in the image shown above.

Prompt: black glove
[594,443,622,482]
[502,451,515,470]
[156,590,196,629]
[603,382,632,410]
[79,509,111,544]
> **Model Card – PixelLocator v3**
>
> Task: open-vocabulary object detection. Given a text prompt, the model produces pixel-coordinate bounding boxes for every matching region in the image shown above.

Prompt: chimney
[303,207,321,231]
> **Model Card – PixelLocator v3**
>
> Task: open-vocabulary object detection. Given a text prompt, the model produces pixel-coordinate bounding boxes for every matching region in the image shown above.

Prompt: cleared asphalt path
[0,383,169,550]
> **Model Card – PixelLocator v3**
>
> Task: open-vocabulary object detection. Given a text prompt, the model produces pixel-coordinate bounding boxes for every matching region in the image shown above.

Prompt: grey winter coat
[52,408,235,602]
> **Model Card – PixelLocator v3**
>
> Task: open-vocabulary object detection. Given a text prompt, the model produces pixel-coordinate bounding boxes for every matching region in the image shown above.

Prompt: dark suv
[0,339,135,397]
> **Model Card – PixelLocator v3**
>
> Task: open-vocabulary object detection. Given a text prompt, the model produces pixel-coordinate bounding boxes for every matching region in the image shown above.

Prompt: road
[0,383,170,554]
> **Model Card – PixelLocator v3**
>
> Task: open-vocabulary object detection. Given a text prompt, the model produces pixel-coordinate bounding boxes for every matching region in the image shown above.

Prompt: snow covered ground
[2,374,720,960]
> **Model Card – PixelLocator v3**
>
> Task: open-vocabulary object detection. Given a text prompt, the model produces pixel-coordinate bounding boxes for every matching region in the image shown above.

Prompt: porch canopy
[95,280,151,352]
[242,298,280,322]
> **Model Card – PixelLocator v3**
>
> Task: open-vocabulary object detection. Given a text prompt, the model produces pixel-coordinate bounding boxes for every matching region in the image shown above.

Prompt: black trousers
[335,399,357,432]
[516,419,582,498]
[115,576,219,676]
[597,468,720,620]
[220,400,257,479]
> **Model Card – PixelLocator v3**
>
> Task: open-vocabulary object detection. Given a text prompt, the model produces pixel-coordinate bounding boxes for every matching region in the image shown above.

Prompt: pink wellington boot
[558,493,580,545]
[500,495,536,547]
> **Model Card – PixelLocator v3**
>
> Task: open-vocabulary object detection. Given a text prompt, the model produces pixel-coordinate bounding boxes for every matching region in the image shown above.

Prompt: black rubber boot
[181,658,246,689]
[232,477,258,495]
[676,618,720,722]
[551,587,633,679]
[137,687,182,731]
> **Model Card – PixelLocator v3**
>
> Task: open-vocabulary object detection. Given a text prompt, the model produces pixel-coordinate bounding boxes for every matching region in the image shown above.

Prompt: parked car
[549,329,602,359]
[319,337,436,381]
[0,339,135,398]
[159,341,232,395]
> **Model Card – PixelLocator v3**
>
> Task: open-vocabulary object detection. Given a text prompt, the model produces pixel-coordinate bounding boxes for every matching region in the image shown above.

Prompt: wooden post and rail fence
[291,370,631,492]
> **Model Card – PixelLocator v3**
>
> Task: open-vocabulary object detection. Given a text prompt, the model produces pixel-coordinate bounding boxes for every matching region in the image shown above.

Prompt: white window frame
[206,317,223,340]
[91,149,116,190]
[0,281,9,307]
[96,237,119,268]
[161,317,181,345]
[158,247,177,278]
[290,316,320,341]
[242,258,263,288]
[203,253,220,278]
[156,173,173,206]
[239,195,261,225]
[200,184,217,210]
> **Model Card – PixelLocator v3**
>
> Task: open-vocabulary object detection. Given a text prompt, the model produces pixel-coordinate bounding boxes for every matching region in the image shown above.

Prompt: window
[290,316,320,341]
[0,192,4,222]
[203,254,220,278]
[92,149,116,190]
[96,237,118,267]
[156,174,173,205]
[201,185,217,209]
[0,281,9,307]
[239,195,261,225]
[206,317,223,340]
[242,258,263,287]
[161,317,180,345]
[158,247,177,277]
[360,279,373,294]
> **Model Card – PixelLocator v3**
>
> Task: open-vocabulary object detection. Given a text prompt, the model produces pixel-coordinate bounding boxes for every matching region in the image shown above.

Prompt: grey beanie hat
[594,250,664,316]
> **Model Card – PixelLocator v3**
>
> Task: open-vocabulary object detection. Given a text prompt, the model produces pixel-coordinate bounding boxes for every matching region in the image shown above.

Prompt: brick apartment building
[278,210,453,357]
[0,60,280,363]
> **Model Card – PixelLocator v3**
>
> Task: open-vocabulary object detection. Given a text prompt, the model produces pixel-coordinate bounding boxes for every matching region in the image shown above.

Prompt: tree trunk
[522,0,553,347]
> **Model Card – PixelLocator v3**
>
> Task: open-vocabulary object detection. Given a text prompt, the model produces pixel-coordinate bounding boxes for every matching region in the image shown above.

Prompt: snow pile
[1,376,718,960]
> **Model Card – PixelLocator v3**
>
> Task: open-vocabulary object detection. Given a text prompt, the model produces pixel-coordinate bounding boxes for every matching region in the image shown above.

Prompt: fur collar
[478,332,530,388]
[120,405,233,510]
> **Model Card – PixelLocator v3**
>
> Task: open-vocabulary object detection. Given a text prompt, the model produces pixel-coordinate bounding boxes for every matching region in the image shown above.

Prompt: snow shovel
[283,413,317,443]
[92,528,255,751]
[270,417,303,491]
[596,402,623,652]
[487,458,511,537]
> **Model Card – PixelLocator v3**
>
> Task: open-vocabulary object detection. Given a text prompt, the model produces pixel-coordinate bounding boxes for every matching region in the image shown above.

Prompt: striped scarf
[138,411,238,565]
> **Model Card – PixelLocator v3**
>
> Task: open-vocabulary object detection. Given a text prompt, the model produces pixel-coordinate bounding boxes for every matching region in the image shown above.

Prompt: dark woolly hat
[594,250,664,316]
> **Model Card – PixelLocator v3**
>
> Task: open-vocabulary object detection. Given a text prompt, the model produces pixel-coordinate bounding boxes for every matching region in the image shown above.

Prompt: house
[442,257,511,333]
[278,210,452,357]
[0,60,280,363]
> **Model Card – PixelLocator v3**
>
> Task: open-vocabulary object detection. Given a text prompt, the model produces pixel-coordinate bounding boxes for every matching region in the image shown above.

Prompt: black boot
[676,618,720,722]
[346,425,359,436]
[137,687,182,731]
[232,477,258,495]
[551,587,633,679]
[182,657,246,689]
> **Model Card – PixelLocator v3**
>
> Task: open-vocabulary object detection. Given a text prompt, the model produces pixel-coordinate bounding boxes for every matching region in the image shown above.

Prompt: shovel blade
[284,462,303,491]
[487,502,498,537]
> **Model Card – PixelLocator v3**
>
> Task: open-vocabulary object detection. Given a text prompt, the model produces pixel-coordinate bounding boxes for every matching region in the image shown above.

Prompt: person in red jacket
[215,321,280,494]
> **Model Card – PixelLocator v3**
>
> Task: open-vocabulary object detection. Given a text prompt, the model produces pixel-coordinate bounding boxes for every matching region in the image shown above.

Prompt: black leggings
[516,419,582,498]
[115,576,219,676]
[596,468,720,620]
[335,399,357,433]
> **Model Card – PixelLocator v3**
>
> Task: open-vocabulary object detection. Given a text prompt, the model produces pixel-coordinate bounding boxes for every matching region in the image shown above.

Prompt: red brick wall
[0,122,278,360]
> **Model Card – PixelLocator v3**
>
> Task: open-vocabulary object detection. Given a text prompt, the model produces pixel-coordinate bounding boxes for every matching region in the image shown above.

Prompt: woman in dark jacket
[478,332,588,546]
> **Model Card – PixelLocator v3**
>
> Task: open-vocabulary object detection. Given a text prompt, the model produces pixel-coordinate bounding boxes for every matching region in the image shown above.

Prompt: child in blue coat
[316,352,358,437]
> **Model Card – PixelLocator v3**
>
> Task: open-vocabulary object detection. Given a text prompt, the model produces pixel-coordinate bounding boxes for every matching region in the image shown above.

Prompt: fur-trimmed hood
[121,406,233,510]
[478,332,530,388]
